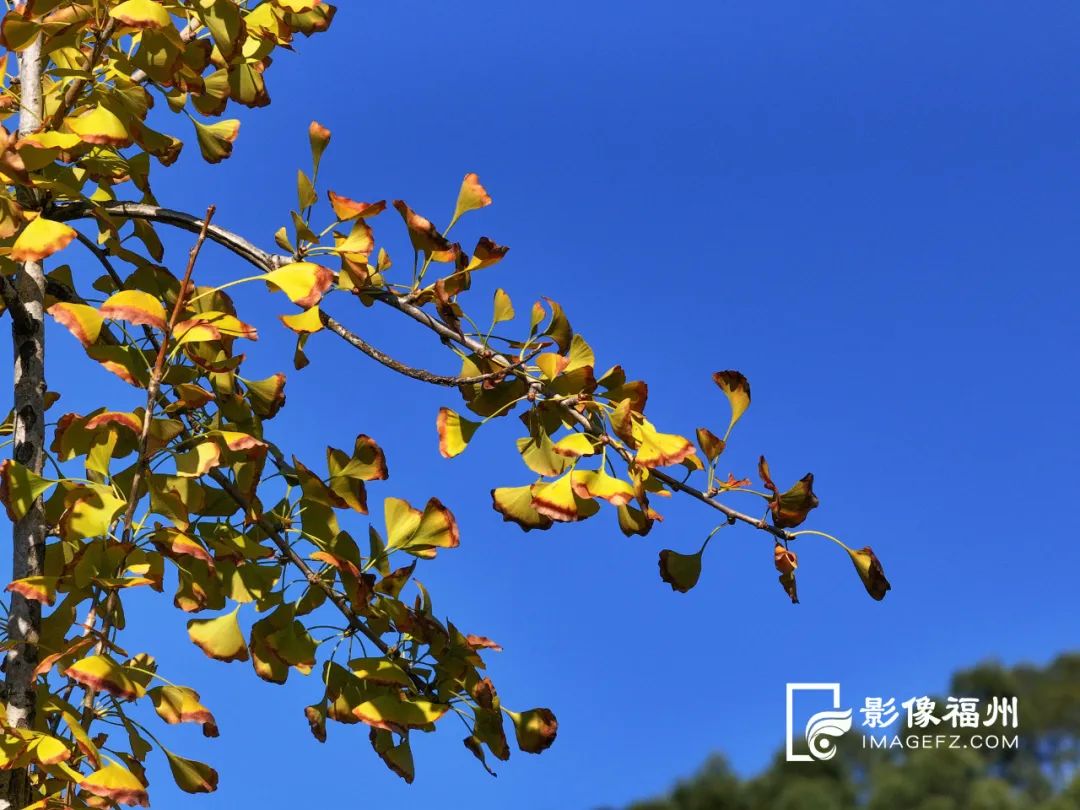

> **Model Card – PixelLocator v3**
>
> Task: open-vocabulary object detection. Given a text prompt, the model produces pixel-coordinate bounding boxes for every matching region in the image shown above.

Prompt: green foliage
[622,655,1080,810]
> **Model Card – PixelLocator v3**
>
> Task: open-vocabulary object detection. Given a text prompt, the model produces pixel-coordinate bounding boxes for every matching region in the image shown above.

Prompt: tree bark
[1,35,46,810]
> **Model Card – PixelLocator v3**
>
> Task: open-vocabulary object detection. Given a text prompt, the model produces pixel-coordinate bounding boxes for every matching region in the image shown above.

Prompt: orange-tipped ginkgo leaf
[634,421,696,469]
[187,610,249,662]
[79,763,149,807]
[436,407,479,458]
[712,370,751,440]
[66,106,133,147]
[100,290,168,331]
[352,696,449,734]
[308,120,331,169]
[48,302,104,346]
[263,262,334,308]
[695,427,724,461]
[10,216,76,261]
[193,119,241,163]
[149,686,219,736]
[531,473,600,523]
[570,470,635,506]
[328,191,386,221]
[165,750,220,794]
[405,497,460,557]
[62,655,145,701]
[6,575,59,606]
[370,729,415,783]
[452,172,492,223]
[278,0,321,11]
[109,0,173,29]
[491,485,553,532]
[393,200,452,255]
[465,237,510,271]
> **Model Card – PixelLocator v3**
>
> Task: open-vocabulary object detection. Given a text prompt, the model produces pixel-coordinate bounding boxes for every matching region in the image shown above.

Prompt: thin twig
[118,206,216,543]
[44,20,117,131]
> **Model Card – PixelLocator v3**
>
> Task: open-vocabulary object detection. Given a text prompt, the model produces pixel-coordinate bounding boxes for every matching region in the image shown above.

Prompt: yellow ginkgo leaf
[165,750,220,794]
[279,305,324,334]
[66,106,133,147]
[10,217,77,261]
[62,655,145,701]
[531,473,600,523]
[491,485,553,532]
[436,407,479,459]
[79,763,149,808]
[633,420,696,469]
[352,696,449,733]
[100,289,168,331]
[193,119,240,163]
[263,262,334,308]
[187,610,249,663]
[109,0,172,29]
[47,302,104,346]
[712,370,751,441]
[452,172,492,224]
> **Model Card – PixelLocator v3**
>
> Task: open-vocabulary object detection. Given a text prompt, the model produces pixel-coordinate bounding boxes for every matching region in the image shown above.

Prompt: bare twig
[119,205,216,543]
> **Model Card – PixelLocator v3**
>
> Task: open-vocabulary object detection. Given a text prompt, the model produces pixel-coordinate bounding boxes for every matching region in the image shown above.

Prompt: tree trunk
[1,36,46,810]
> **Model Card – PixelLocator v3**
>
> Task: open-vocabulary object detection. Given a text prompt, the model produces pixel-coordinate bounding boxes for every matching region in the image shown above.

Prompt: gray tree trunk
[1,35,46,810]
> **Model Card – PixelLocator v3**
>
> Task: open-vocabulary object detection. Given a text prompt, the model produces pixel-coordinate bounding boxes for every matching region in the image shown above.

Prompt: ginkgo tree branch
[323,314,542,387]
[2,34,48,810]
[39,233,433,696]
[52,201,795,544]
[4,4,583,800]
[120,207,216,543]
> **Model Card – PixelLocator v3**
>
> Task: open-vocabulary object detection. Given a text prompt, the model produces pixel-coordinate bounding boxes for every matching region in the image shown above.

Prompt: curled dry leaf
[848,545,892,601]
[393,199,452,255]
[774,543,799,604]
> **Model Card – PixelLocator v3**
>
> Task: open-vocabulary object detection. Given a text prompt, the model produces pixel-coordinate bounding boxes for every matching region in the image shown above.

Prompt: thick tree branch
[322,313,539,387]
[50,202,793,544]
[2,35,47,810]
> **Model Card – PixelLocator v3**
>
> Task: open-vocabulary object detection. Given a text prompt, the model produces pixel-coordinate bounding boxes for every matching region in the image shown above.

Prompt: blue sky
[7,1,1080,808]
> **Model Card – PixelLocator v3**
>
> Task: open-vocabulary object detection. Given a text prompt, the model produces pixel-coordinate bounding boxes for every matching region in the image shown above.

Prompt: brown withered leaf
[393,199,452,255]
[772,473,818,529]
[848,546,891,601]
[328,191,386,221]
[696,427,724,461]
[758,456,819,529]
[774,543,799,604]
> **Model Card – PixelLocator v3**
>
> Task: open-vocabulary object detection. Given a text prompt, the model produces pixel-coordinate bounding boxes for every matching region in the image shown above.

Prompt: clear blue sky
[9,1,1080,808]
